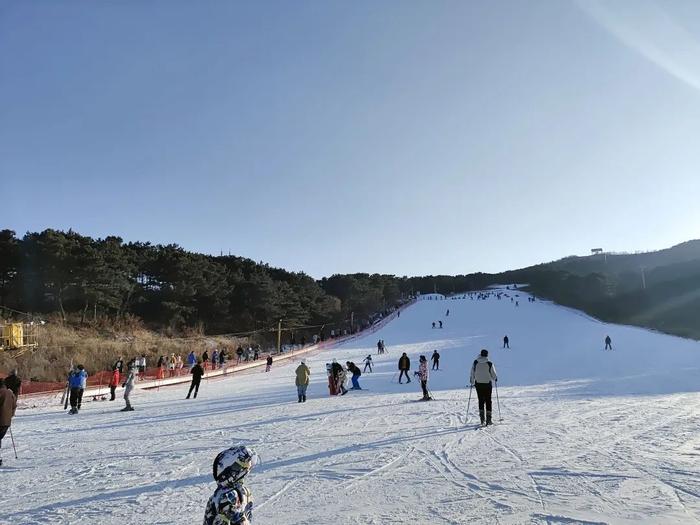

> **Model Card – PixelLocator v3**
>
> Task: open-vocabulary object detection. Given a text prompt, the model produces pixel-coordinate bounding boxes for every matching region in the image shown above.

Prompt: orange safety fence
[3,299,416,398]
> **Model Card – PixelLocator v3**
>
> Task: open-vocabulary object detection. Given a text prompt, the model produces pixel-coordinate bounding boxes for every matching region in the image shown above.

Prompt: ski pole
[495,381,503,421]
[390,372,397,383]
[9,426,18,459]
[466,385,473,422]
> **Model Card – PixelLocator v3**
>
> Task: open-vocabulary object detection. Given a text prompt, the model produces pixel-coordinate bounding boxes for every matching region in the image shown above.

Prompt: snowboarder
[295,360,310,402]
[398,353,411,384]
[431,350,440,371]
[68,365,88,414]
[438,320,443,329]
[109,367,120,401]
[470,349,498,426]
[363,354,373,373]
[503,335,509,349]
[4,369,21,399]
[0,379,17,466]
[346,361,362,390]
[121,366,136,411]
[418,355,431,400]
[605,335,612,350]
[265,355,273,372]
[187,359,205,399]
[203,445,258,525]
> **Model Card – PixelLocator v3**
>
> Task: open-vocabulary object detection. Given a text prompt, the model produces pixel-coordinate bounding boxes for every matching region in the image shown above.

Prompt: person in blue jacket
[187,350,197,369]
[68,365,88,414]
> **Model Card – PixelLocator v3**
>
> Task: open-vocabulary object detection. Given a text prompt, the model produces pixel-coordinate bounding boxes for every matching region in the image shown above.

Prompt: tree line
[0,229,493,335]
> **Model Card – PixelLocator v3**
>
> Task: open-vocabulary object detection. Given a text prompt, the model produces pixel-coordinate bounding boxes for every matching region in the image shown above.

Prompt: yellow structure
[1,322,38,351]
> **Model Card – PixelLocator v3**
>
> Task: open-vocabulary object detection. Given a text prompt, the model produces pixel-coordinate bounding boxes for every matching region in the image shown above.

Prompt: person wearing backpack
[469,349,498,426]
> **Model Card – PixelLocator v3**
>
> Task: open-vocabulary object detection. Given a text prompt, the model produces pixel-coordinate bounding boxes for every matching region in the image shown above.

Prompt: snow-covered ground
[4,289,700,524]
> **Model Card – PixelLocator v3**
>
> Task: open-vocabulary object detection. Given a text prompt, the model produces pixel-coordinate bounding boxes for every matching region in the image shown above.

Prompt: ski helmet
[213,446,259,487]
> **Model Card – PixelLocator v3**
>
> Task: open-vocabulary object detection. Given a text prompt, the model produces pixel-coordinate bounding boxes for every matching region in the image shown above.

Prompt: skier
[187,359,205,399]
[446,309,449,317]
[0,379,17,466]
[470,349,498,426]
[346,361,362,390]
[605,335,612,350]
[203,445,258,525]
[68,365,88,414]
[398,353,411,384]
[4,369,21,399]
[295,360,310,402]
[363,354,373,373]
[265,355,273,372]
[109,367,120,401]
[330,359,348,395]
[431,350,440,371]
[418,355,431,400]
[121,365,136,411]
[503,335,509,349]
[439,320,443,329]
[432,322,436,329]
[380,340,386,353]
[377,340,382,354]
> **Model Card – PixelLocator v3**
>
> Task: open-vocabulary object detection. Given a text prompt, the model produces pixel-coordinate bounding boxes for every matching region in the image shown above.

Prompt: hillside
[5,289,699,524]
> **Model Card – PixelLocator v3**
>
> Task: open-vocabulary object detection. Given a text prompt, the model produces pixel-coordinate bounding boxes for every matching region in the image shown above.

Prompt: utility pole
[277,319,282,353]
[640,266,646,290]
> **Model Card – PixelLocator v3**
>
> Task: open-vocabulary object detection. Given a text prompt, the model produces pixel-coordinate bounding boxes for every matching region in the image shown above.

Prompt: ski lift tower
[591,248,606,263]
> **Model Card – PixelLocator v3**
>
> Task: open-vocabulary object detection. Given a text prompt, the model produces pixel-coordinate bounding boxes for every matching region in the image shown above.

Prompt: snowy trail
[3,290,700,524]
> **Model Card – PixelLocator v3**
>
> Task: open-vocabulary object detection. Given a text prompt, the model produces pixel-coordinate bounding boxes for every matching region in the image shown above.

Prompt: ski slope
[4,290,700,525]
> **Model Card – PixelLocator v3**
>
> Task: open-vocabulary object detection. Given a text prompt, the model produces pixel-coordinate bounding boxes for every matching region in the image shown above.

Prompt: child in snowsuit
[203,446,257,525]
[109,368,120,401]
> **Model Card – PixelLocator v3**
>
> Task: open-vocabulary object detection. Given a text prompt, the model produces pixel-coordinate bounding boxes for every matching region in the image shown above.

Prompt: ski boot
[302,395,306,402]
[486,411,493,426]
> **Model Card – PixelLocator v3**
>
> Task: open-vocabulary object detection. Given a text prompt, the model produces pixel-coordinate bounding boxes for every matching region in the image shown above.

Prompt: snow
[4,289,700,524]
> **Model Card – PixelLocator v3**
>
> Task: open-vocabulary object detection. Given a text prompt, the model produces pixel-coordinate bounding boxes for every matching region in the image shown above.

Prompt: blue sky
[2,0,699,277]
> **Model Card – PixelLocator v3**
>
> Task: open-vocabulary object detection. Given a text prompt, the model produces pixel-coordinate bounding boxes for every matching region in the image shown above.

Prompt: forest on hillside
[2,229,699,341]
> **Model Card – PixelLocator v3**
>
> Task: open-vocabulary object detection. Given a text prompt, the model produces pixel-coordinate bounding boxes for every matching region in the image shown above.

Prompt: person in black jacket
[346,361,362,390]
[398,353,411,384]
[431,351,440,371]
[187,360,205,399]
[503,335,509,349]
[4,369,21,399]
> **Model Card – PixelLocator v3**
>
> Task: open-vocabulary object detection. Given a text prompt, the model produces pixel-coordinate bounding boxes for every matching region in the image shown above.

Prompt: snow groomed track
[4,289,700,524]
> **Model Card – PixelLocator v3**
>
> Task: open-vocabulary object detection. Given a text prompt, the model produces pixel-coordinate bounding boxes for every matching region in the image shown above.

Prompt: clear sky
[2,0,699,278]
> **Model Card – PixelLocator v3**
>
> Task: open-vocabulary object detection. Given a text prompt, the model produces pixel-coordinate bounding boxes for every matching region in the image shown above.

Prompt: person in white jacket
[469,349,498,426]
[121,367,137,412]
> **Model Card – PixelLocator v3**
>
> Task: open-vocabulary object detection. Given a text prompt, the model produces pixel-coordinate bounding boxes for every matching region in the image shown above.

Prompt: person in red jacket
[109,368,120,401]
